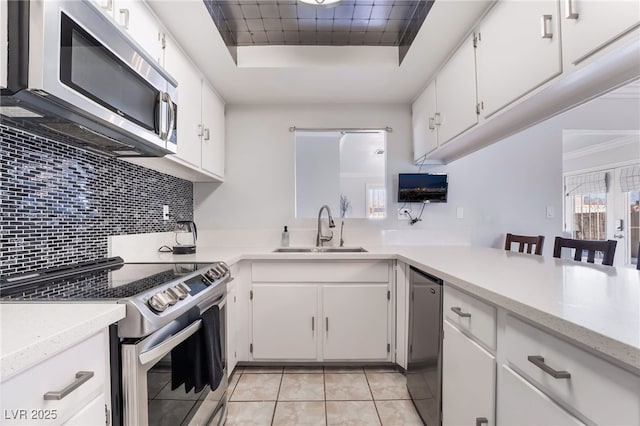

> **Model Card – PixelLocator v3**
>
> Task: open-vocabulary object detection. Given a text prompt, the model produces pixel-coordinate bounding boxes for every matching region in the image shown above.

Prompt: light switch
[163,205,170,221]
[546,206,554,219]
[456,207,464,219]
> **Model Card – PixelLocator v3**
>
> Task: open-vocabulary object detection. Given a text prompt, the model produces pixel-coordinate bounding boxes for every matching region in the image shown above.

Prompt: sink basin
[273,247,368,253]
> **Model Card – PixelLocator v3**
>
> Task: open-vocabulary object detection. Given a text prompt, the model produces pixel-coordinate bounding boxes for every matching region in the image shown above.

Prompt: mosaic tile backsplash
[0,123,194,277]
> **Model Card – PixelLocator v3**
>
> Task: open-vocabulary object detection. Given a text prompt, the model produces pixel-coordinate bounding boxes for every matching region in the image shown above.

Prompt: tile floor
[225,366,423,426]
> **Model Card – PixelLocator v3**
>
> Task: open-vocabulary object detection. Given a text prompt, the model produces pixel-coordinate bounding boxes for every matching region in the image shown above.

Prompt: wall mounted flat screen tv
[398,173,448,203]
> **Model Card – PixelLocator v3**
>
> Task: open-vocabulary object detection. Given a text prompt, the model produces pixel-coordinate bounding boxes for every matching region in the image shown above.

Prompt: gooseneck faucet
[316,204,336,247]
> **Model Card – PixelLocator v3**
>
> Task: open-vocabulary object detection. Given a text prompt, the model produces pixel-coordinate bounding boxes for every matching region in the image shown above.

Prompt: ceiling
[148,0,494,104]
[202,1,434,63]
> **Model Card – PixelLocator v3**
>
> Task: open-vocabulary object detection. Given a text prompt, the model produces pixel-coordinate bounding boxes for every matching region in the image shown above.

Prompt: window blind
[619,165,640,192]
[565,172,608,195]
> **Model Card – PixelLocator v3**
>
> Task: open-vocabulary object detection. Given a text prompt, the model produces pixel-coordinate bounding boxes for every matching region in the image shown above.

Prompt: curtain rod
[289,126,393,132]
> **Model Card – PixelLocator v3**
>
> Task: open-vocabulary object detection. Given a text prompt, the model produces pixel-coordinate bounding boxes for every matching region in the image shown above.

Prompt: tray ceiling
[203,0,434,62]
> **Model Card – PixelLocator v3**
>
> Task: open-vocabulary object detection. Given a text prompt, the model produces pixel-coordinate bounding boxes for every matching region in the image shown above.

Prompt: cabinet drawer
[0,331,108,425]
[443,285,496,350]
[498,366,584,425]
[252,261,389,283]
[505,315,640,425]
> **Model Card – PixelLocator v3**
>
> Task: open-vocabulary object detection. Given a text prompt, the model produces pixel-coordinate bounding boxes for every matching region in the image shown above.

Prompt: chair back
[504,233,545,255]
[553,237,617,266]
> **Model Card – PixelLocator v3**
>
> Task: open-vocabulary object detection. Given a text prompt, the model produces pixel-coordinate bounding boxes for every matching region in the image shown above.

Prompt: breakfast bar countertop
[123,244,640,372]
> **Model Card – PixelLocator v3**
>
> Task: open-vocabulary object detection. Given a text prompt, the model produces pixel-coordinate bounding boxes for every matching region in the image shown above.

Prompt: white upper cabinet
[412,80,438,162]
[561,0,640,66]
[91,0,163,64]
[436,35,479,146]
[476,0,562,118]
[201,81,226,179]
[163,35,202,168]
[112,0,163,64]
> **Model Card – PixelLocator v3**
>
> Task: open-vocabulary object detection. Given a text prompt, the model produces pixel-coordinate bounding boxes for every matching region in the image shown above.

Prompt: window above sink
[294,130,387,220]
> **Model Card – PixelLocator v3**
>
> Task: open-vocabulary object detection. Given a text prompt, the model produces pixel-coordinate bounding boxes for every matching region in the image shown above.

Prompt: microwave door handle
[138,319,202,366]
[166,94,176,142]
[156,92,167,140]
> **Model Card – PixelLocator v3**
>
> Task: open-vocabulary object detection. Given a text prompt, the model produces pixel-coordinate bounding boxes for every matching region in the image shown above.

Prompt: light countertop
[0,303,126,381]
[2,244,638,379]
[128,244,640,372]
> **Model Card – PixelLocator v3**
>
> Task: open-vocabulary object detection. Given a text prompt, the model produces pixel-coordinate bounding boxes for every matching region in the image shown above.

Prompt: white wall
[194,103,413,233]
[194,96,640,253]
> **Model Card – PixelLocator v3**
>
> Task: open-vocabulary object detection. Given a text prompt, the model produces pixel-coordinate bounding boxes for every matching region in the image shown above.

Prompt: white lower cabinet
[498,366,584,425]
[251,284,319,360]
[249,261,392,362]
[323,285,389,361]
[226,281,238,374]
[0,330,111,426]
[442,320,495,426]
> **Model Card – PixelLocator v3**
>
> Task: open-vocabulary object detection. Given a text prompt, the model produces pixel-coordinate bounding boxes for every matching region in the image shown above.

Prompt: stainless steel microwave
[1,0,178,157]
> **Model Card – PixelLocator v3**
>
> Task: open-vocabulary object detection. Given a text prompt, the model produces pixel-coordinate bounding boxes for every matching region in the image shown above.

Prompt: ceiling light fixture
[299,0,342,5]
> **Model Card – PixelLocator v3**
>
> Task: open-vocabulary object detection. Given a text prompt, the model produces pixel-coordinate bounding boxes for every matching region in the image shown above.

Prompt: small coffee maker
[173,221,197,254]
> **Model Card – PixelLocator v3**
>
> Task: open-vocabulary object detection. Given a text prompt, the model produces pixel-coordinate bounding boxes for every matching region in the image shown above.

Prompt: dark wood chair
[553,237,617,266]
[637,242,640,270]
[504,233,545,255]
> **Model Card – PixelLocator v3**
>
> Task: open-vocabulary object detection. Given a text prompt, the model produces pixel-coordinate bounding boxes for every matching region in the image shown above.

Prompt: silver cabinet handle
[528,355,571,379]
[119,8,130,30]
[203,128,210,141]
[197,124,203,137]
[102,0,113,12]
[428,116,435,130]
[541,15,553,39]
[565,0,579,19]
[311,316,315,331]
[44,371,94,400]
[451,306,471,318]
[434,112,442,126]
[326,317,329,332]
[476,418,489,426]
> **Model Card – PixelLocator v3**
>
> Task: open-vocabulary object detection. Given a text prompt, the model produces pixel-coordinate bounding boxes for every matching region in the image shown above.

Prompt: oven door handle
[138,319,202,366]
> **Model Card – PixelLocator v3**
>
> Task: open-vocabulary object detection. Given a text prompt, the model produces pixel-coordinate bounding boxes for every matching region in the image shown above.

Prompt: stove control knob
[148,292,171,313]
[168,286,187,300]
[207,269,220,280]
[163,290,178,306]
[213,264,226,277]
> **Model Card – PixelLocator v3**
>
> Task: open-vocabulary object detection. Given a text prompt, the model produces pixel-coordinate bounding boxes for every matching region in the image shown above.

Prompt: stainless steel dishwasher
[406,267,443,425]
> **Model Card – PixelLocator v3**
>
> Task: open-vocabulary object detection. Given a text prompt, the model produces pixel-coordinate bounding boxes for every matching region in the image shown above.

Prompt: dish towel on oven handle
[171,305,224,393]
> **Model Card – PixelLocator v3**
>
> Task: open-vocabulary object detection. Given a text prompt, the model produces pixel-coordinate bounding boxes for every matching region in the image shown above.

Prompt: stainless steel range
[0,257,230,426]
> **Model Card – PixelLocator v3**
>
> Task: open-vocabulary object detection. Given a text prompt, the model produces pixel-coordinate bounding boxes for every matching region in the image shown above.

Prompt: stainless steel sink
[273,247,368,253]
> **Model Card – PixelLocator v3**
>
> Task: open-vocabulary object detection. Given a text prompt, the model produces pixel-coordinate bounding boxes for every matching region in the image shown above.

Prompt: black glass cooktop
[0,260,213,301]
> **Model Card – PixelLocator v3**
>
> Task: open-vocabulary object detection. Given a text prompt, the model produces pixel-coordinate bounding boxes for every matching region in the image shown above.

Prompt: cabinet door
[63,394,107,426]
[251,284,318,360]
[476,0,562,118]
[113,0,163,64]
[498,366,584,425]
[436,36,479,145]
[323,284,389,361]
[226,285,238,375]
[442,321,495,426]
[561,0,640,66]
[412,80,439,161]
[201,81,225,179]
[163,36,203,168]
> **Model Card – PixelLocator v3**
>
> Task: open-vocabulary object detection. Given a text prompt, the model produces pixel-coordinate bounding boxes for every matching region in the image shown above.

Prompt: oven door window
[59,12,158,132]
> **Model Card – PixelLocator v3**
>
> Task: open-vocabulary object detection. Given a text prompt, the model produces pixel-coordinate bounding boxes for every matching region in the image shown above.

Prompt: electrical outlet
[397,208,411,220]
[163,205,170,221]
